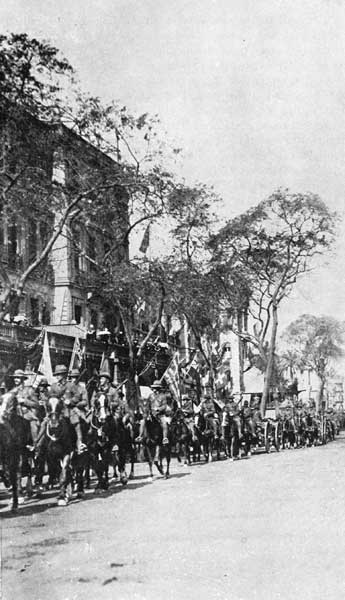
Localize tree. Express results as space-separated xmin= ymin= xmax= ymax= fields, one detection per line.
xmin=0 ymin=33 xmax=208 ymax=328
xmin=210 ymin=189 xmax=337 ymax=415
xmin=282 ymin=314 xmax=345 ymax=408
xmin=94 ymin=180 xmax=219 ymax=406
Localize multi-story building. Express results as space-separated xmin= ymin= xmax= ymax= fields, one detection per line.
xmin=0 ymin=106 xmax=129 ymax=377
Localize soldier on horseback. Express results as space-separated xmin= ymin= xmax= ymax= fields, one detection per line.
xmin=200 ymin=391 xmax=220 ymax=439
xmin=136 ymin=380 xmax=170 ymax=445
xmin=241 ymin=399 xmax=256 ymax=437
xmin=49 ymin=364 xmax=87 ymax=454
xmin=6 ymin=369 xmax=40 ymax=449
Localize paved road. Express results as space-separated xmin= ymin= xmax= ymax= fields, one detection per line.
xmin=1 ymin=435 xmax=345 ymax=600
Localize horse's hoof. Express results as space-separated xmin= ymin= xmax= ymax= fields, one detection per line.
xmin=76 ymin=491 xmax=85 ymax=499
xmin=120 ymin=476 xmax=128 ymax=486
xmin=18 ymin=496 xmax=25 ymax=505
xmin=11 ymin=505 xmax=18 ymax=514
xmin=128 ymin=473 xmax=134 ymax=480
xmin=148 ymin=476 xmax=154 ymax=482
xmin=247 ymin=452 xmax=252 ymax=457
xmin=57 ymin=498 xmax=68 ymax=506
xmin=165 ymin=473 xmax=170 ymax=479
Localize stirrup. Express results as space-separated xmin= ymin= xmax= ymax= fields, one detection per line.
xmin=135 ymin=436 xmax=143 ymax=443
xmin=162 ymin=437 xmax=169 ymax=445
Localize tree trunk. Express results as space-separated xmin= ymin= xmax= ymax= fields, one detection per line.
xmin=260 ymin=303 xmax=278 ymax=417
xmin=126 ymin=356 xmax=139 ymax=410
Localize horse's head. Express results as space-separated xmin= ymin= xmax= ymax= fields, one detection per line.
xmin=93 ymin=393 xmax=111 ymax=423
xmin=47 ymin=396 xmax=64 ymax=427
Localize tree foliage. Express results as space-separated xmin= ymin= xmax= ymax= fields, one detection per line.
xmin=210 ymin=189 xmax=337 ymax=412
xmin=282 ymin=314 xmax=345 ymax=383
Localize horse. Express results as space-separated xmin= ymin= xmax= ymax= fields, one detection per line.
xmin=110 ymin=412 xmax=136 ymax=485
xmin=43 ymin=396 xmax=76 ymax=506
xmin=195 ymin=412 xmax=220 ymax=462
xmin=303 ymin=414 xmax=319 ymax=447
xmin=240 ymin=415 xmax=253 ymax=458
xmin=294 ymin=412 xmax=306 ymax=448
xmin=140 ymin=413 xmax=172 ymax=479
xmin=281 ymin=417 xmax=296 ymax=449
xmin=171 ymin=409 xmax=193 ymax=466
xmin=0 ymin=392 xmax=34 ymax=512
xmin=88 ymin=392 xmax=117 ymax=492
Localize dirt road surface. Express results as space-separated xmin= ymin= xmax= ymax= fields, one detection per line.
xmin=2 ymin=435 xmax=345 ymax=600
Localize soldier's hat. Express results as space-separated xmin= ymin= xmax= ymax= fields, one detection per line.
xmin=11 ymin=369 xmax=28 ymax=379
xmin=0 ymin=381 xmax=6 ymax=390
xmin=69 ymin=368 xmax=80 ymax=378
xmin=54 ymin=364 xmax=68 ymax=376
xmin=38 ymin=377 xmax=49 ymax=387
xmin=99 ymin=357 xmax=111 ymax=379
xmin=181 ymin=393 xmax=189 ymax=400
xmin=151 ymin=380 xmax=163 ymax=389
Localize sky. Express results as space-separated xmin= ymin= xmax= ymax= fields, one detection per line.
xmin=1 ymin=0 xmax=345 ymax=331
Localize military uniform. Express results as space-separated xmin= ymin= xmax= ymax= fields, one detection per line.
xmin=137 ymin=381 xmax=170 ymax=444
xmin=241 ymin=401 xmax=256 ymax=436
xmin=181 ymin=394 xmax=194 ymax=417
xmin=9 ymin=371 xmax=39 ymax=446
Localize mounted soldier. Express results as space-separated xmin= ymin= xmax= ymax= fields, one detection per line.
xmin=49 ymin=364 xmax=87 ymax=454
xmin=241 ymin=399 xmax=256 ymax=437
xmin=137 ymin=380 xmax=170 ymax=445
xmin=200 ymin=390 xmax=220 ymax=439
xmin=5 ymin=369 xmax=40 ymax=449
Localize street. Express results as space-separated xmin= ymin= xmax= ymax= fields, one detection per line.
xmin=1 ymin=436 xmax=345 ymax=600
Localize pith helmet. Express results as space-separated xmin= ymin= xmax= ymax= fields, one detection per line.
xmin=69 ymin=368 xmax=80 ymax=378
xmin=151 ymin=380 xmax=163 ymax=389
xmin=99 ymin=358 xmax=111 ymax=379
xmin=11 ymin=369 xmax=28 ymax=379
xmin=54 ymin=364 xmax=68 ymax=376
xmin=99 ymin=370 xmax=111 ymax=379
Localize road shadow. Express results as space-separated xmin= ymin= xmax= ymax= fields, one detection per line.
xmin=0 ymin=469 xmax=174 ymax=518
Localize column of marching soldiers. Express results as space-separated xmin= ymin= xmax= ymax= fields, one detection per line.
xmin=0 ymin=361 xmax=341 ymax=510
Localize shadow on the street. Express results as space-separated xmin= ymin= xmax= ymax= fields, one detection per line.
xmin=0 ymin=469 xmax=192 ymax=518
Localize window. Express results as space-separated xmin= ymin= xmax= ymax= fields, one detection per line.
xmin=30 ymin=298 xmax=39 ymax=326
xmin=73 ymin=301 xmax=83 ymax=325
xmin=42 ymin=302 xmax=50 ymax=325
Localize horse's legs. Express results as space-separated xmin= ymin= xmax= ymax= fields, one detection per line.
xmin=57 ymin=455 xmax=72 ymax=506
xmin=117 ymin=447 xmax=128 ymax=485
xmin=164 ymin=450 xmax=171 ymax=479
xmin=145 ymin=446 xmax=154 ymax=479
xmin=128 ymin=443 xmax=136 ymax=480
xmin=9 ymin=453 xmax=21 ymax=512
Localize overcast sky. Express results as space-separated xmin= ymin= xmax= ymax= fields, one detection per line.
xmin=2 ymin=0 xmax=345 ymax=330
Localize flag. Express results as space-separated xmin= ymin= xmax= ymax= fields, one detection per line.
xmin=185 ymin=351 xmax=202 ymax=378
xmin=37 ymin=330 xmax=53 ymax=384
xmin=69 ymin=337 xmax=84 ymax=372
xmin=162 ymin=351 xmax=181 ymax=405
xmin=139 ymin=224 xmax=150 ymax=254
